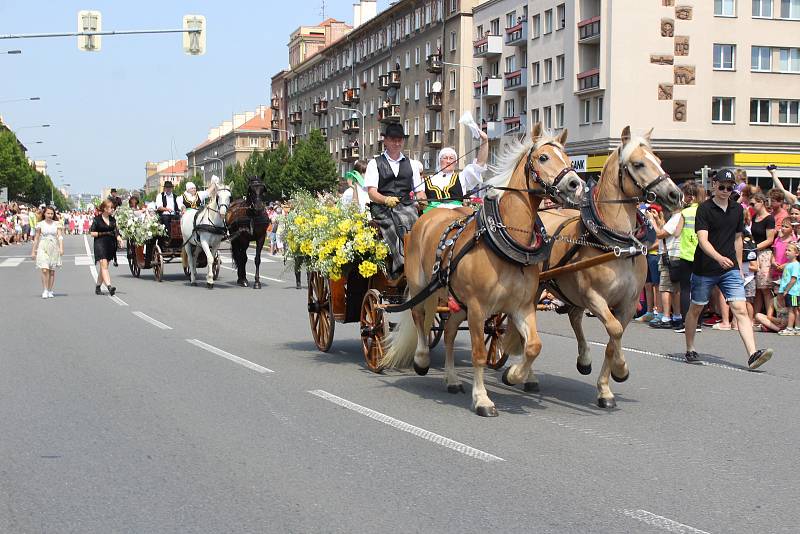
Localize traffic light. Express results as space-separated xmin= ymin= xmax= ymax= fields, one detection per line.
xmin=77 ymin=10 xmax=102 ymax=52
xmin=183 ymin=15 xmax=206 ymax=56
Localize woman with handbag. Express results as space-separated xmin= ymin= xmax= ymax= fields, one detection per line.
xmin=646 ymin=205 xmax=684 ymax=329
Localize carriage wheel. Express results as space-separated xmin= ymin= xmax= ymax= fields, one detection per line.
xmin=212 ymin=252 xmax=221 ymax=281
xmin=153 ymin=246 xmax=164 ymax=283
xmin=428 ymin=311 xmax=447 ymax=349
xmin=484 ymin=314 xmax=509 ymax=370
xmin=127 ymin=243 xmax=141 ymax=278
xmin=361 ymin=289 xmax=387 ymax=373
xmin=307 ymin=272 xmax=334 ymax=352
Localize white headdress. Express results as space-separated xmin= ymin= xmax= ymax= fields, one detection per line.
xmin=437 ymin=147 xmax=458 ymax=172
xmin=185 ymin=182 xmax=197 ymax=191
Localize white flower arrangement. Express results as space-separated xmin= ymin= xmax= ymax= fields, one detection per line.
xmin=116 ymin=206 xmax=166 ymax=245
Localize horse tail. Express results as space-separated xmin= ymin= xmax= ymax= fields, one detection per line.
xmin=380 ymin=309 xmax=417 ymax=369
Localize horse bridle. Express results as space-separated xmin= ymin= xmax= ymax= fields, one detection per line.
xmin=522 ymin=143 xmax=576 ymax=201
xmin=203 ymin=186 xmax=232 ymax=217
xmin=616 ymin=147 xmax=671 ymax=204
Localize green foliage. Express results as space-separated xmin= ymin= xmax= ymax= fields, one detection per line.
xmin=0 ymin=129 xmax=69 ymax=210
xmin=281 ymin=129 xmax=338 ymax=196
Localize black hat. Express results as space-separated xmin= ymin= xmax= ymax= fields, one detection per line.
xmin=715 ymin=168 xmax=736 ymax=183
xmin=383 ymin=123 xmax=406 ymax=139
xmin=110 ymin=188 xmax=117 ymax=193
xmin=163 ymin=180 xmax=174 ymax=188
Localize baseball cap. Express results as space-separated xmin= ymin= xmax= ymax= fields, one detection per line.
xmin=715 ymin=168 xmax=736 ymax=183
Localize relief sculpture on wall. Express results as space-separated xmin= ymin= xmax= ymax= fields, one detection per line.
xmin=662 ymin=0 xmax=675 ymax=6
xmin=661 ymin=18 xmax=674 ymax=37
xmin=674 ymin=36 xmax=690 ymax=56
xmin=651 ymin=55 xmax=674 ymax=65
xmin=676 ymin=6 xmax=693 ymax=20
xmin=673 ymin=100 xmax=687 ymax=122
xmin=674 ymin=65 xmax=695 ymax=85
xmin=658 ymin=83 xmax=674 ymax=100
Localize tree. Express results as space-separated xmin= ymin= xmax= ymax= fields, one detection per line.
xmin=0 ymin=129 xmax=34 ymax=200
xmin=281 ymin=129 xmax=338 ymax=196
xmin=263 ymin=143 xmax=290 ymax=200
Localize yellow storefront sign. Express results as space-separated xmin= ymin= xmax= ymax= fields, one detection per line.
xmin=733 ymin=153 xmax=800 ymax=167
xmin=587 ymin=154 xmax=609 ymax=173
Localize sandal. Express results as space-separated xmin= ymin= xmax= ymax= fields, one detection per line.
xmin=711 ymin=323 xmax=731 ymax=330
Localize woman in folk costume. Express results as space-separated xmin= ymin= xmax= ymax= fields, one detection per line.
xmin=341 ymin=160 xmax=369 ymax=213
xmin=181 ymin=175 xmax=219 ymax=211
xmin=422 ymin=129 xmax=489 ymax=212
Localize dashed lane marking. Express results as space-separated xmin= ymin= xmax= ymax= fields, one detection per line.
xmin=186 ymin=338 xmax=273 ymax=374
xmin=0 ymin=258 xmax=26 ymax=267
xmin=308 ymin=389 xmax=504 ymax=463
xmin=109 ymin=295 xmax=128 ymax=306
xmin=219 ymin=264 xmax=284 ymax=283
xmin=616 ymin=509 xmax=712 ymax=534
xmin=132 ymin=311 xmax=171 ymax=330
xmin=82 ymin=235 xmax=98 ymax=281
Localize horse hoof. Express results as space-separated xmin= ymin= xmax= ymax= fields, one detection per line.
xmin=447 ymin=384 xmax=465 ymax=394
xmin=501 ymin=367 xmax=514 ymax=387
xmin=475 ymin=405 xmax=499 ymax=417
xmin=413 ymin=362 xmax=429 ymax=376
xmin=523 ymin=381 xmax=540 ymax=393
xmin=253 ymin=282 xmax=261 ymax=289
xmin=611 ymin=370 xmax=629 ymax=383
xmin=597 ymin=397 xmax=617 ymax=409
xmin=238 ymin=280 xmax=248 ymax=287
xmin=206 ymin=283 xmax=213 ymax=290
xmin=577 ymin=362 xmax=592 ymax=375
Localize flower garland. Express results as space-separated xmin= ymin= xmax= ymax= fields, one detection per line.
xmin=116 ymin=206 xmax=166 ymax=245
xmin=283 ymin=191 xmax=388 ymax=280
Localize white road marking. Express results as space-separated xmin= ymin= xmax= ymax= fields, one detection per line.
xmin=109 ymin=295 xmax=128 ymax=306
xmin=186 ymin=338 xmax=273 ymax=374
xmin=220 ymin=264 xmax=284 ymax=283
xmin=74 ymin=256 xmax=93 ymax=266
xmin=308 ymin=389 xmax=504 ymax=463
xmin=617 ymin=509 xmax=711 ymax=534
xmin=82 ymin=235 xmax=98 ymax=280
xmin=132 ymin=311 xmax=171 ymax=329
xmin=0 ymin=258 xmax=26 ymax=267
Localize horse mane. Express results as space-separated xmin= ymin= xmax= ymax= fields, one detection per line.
xmin=484 ymin=129 xmax=564 ymax=198
xmin=619 ymin=135 xmax=651 ymax=165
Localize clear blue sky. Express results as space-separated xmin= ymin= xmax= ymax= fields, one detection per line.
xmin=1 ymin=0 xmax=389 ymax=195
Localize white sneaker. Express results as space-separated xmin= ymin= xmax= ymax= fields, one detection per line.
xmin=47 ymin=291 xmax=54 ymax=298
xmin=41 ymin=290 xmax=48 ymax=299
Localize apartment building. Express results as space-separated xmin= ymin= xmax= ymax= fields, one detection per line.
xmin=185 ymin=106 xmax=274 ymax=186
xmin=289 ymin=18 xmax=353 ymax=70
xmin=474 ymin=0 xmax=800 ymax=184
xmin=144 ymin=160 xmax=188 ymax=194
xmin=277 ymin=0 xmax=482 ymax=176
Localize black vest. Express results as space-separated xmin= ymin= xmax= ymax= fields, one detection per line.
xmin=424 ymin=172 xmax=463 ymax=200
xmin=161 ymin=192 xmax=180 ymax=214
xmin=375 ymin=154 xmax=413 ymax=199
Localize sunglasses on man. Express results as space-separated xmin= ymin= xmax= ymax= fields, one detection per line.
xmin=717 ymin=184 xmax=735 ymax=192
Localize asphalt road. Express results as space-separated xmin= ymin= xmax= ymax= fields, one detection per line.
xmin=1 ymin=235 xmax=798 ymax=533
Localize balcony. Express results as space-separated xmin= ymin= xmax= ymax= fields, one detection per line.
xmin=378 ymin=104 xmax=401 ymax=123
xmin=426 ymin=53 xmax=442 ymax=73
xmin=270 ymin=118 xmax=280 ymax=129
xmin=504 ymin=68 xmax=527 ymax=92
xmin=320 ymin=127 xmax=328 ymax=140
xmin=578 ymin=16 xmax=601 ymax=43
xmin=289 ymin=111 xmax=302 ymax=125
xmin=313 ymin=101 xmax=322 ymax=116
xmin=482 ymin=120 xmax=503 ymax=140
xmin=378 ymin=74 xmax=390 ymax=91
xmin=341 ymin=145 xmax=360 ymax=163
xmin=503 ymin=113 xmax=527 ymax=135
xmin=505 ymin=20 xmax=527 ymax=47
xmin=319 ymin=99 xmax=328 ymax=114
xmin=389 ymin=70 xmax=401 ymax=87
xmin=425 ymin=129 xmax=443 ymax=147
xmin=290 ymin=135 xmax=299 ymax=147
xmin=270 ymin=96 xmax=280 ymax=110
xmin=473 ymin=77 xmax=504 ymax=99
xmin=426 ymin=91 xmax=442 ymax=111
xmin=375 ymin=139 xmax=384 ymax=154
xmin=342 ymin=117 xmax=360 ymax=134
xmin=576 ymin=68 xmax=601 ymax=93
xmin=473 ymin=34 xmax=503 ymax=58
xmin=341 ymin=87 xmax=360 ymax=105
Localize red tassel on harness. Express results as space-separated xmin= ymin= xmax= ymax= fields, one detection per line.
xmin=448 ymin=296 xmax=461 ymax=313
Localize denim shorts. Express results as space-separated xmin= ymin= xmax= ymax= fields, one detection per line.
xmin=646 ymin=254 xmax=660 ymax=284
xmin=690 ymin=270 xmax=747 ymax=305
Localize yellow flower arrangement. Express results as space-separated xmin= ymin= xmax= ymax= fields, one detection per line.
xmin=358 ymin=260 xmax=378 ymax=278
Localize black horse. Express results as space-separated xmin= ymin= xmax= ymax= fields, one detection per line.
xmin=226 ymin=177 xmax=269 ymax=288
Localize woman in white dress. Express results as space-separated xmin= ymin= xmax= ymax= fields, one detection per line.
xmin=30 ymin=206 xmax=64 ymax=298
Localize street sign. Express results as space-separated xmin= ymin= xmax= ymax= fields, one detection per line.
xmin=182 ymin=15 xmax=206 ymax=56
xmin=0 ymin=187 xmax=8 ymax=203
xmin=77 ymin=10 xmax=102 ymax=51
xmin=571 ymin=155 xmax=588 ymax=172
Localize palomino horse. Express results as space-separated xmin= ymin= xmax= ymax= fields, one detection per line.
xmin=525 ymin=126 xmax=683 ymax=408
xmin=181 ymin=181 xmax=232 ymax=289
xmin=226 ymin=178 xmax=269 ymax=288
xmin=380 ymin=123 xmax=586 ymax=417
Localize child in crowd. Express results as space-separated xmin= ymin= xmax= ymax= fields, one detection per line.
xmin=772 ymin=218 xmax=797 ymax=281
xmin=777 ymin=242 xmax=800 ymax=335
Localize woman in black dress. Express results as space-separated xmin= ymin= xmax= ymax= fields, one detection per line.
xmin=90 ymin=200 xmax=124 ymax=295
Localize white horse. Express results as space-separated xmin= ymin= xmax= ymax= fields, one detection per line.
xmin=181 ymin=181 xmax=231 ymax=288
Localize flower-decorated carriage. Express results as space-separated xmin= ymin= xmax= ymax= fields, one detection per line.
xmin=285 ymin=192 xmax=509 ymax=372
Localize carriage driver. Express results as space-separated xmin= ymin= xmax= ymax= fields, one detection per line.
xmin=365 ymin=122 xmax=426 ymax=278
xmin=423 ymin=129 xmax=490 ymax=212
xmin=145 ymin=180 xmax=182 ymax=267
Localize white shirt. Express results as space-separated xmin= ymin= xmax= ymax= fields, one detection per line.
xmin=364 ymin=151 xmax=423 ymax=194
xmin=36 ymin=220 xmax=59 ymax=237
xmin=427 ymin=161 xmax=487 ymax=198
xmin=658 ymin=212 xmax=682 ymax=257
xmin=158 ymin=192 xmax=180 ymax=213
xmin=341 ymin=184 xmax=369 ymax=212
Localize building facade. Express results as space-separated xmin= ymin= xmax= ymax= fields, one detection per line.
xmin=288 ymin=18 xmax=354 ymax=70
xmin=144 ymin=160 xmax=188 ymax=194
xmin=474 ymin=0 xmax=800 ymax=183
xmin=278 ymin=0 xmax=483 ymax=176
xmin=185 ymin=106 xmax=274 ymax=186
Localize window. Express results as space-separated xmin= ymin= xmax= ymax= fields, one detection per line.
xmin=449 ymin=70 xmax=456 ymax=90
xmin=779 ymin=47 xmax=800 ymax=72
xmin=555 ymin=104 xmax=564 ymax=128
xmin=250 ymin=137 xmax=260 ymax=148
xmin=713 ymin=44 xmax=736 ymax=70
xmin=415 ymin=47 xmax=421 ymax=64
xmin=405 ymin=86 xmax=410 ymax=100
xmin=544 ymin=9 xmax=553 ymax=33
xmin=414 ymin=81 xmax=420 ymax=100
xmin=504 ymin=99 xmax=515 ymax=118
xmin=580 ymin=99 xmax=591 ymax=124
xmin=476 ymin=24 xmax=483 ymax=37
xmin=450 ymin=0 xmax=457 ymax=14
xmin=531 ymin=108 xmax=540 ymax=124
xmin=531 ymin=61 xmax=540 ymax=84
xmin=750 ymin=99 xmax=771 ymax=123
xmin=543 ymin=106 xmax=552 ymax=128
xmin=712 ymin=97 xmax=735 ymax=122
xmin=424 ymin=79 xmax=431 ymax=97
xmin=450 ymin=31 xmax=457 ymax=51
xmin=405 ymin=51 xmax=411 ymax=69
xmin=752 ymin=46 xmax=772 ymax=71
xmin=531 ymin=14 xmax=541 ymax=39
xmin=557 ymin=4 xmax=566 ymax=30
xmin=449 ymin=110 xmax=456 ymax=129
xmin=778 ymin=100 xmax=800 ymax=124
xmin=781 ymin=0 xmax=800 ymax=18
xmin=490 ymin=18 xmax=500 ymax=34
xmin=595 ymin=96 xmax=604 ymax=122
xmin=544 ymin=58 xmax=553 ymax=82
xmin=752 ymin=0 xmax=773 ymax=17
xmin=556 ymin=54 xmax=565 ymax=79
xmin=506 ymin=12 xmax=516 ymax=28
xmin=505 ymin=55 xmax=516 ymax=73
xmin=715 ymin=0 xmax=736 ymax=16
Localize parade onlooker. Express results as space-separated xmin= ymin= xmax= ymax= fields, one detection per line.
xmin=647 ymin=205 xmax=683 ymax=328
xmin=674 ymin=181 xmax=703 ymax=333
xmin=777 ymin=242 xmax=800 ymax=335
xmin=769 ymin=166 xmax=798 ymax=206
xmin=772 ymin=218 xmax=797 ymax=278
xmin=750 ymin=192 xmax=776 ymax=319
xmin=769 ymin=188 xmax=789 ymax=230
xmin=341 ymin=160 xmax=370 ymax=213
xmin=636 ymin=204 xmax=663 ymax=323
xmin=683 ymin=169 xmax=773 ymax=369
xmin=30 ymin=206 xmax=63 ymax=299
xmin=90 ymin=200 xmax=124 ymax=296
xmin=789 ymin=204 xmax=800 ymax=235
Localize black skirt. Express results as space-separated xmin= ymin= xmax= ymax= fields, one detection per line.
xmin=90 ymin=215 xmax=117 ymax=263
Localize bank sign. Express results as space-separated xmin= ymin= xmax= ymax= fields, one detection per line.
xmin=571 ymin=155 xmax=588 ymax=172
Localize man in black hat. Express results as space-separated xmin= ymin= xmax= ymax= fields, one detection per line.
xmin=147 ymin=181 xmax=181 ymax=266
xmin=683 ymin=168 xmax=774 ymax=369
xmin=107 ymin=188 xmax=122 ymax=209
xmin=364 ymin=122 xmax=426 ymax=278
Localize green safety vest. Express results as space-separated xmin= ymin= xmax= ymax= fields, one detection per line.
xmin=678 ymin=203 xmax=698 ymax=261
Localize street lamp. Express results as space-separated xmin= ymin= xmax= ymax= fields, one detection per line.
xmin=0 ymin=96 xmax=41 ymax=104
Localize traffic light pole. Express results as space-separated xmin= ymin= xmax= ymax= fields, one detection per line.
xmin=0 ymin=29 xmax=192 ymax=40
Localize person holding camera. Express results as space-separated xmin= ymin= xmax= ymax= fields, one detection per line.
xmin=647 ymin=204 xmax=683 ymax=328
